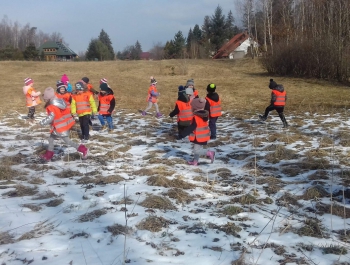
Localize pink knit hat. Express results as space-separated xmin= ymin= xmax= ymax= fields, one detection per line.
xmin=61 ymin=74 xmax=69 ymax=84
xmin=24 ymin=77 xmax=33 ymax=86
xmin=100 ymin=78 xmax=108 ymax=84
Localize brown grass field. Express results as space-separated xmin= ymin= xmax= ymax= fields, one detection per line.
xmin=0 ymin=58 xmax=349 ymax=118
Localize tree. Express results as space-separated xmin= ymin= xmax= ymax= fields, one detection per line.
xmin=225 ymin=10 xmax=238 ymax=39
xmin=149 ymin=42 xmax=164 ymax=60
xmin=210 ymin=5 xmax=227 ymax=53
xmin=132 ymin=40 xmax=142 ymax=60
xmin=186 ymin=28 xmax=193 ymax=54
xmin=98 ymin=29 xmax=114 ymax=60
xmin=86 ymin=38 xmax=109 ymax=61
xmin=173 ymin=31 xmax=186 ymax=58
xmin=23 ymin=43 xmax=38 ymax=60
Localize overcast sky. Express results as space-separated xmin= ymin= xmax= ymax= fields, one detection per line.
xmin=1 ymin=0 xmax=239 ymax=53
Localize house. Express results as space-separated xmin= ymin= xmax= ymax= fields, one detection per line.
xmin=140 ymin=52 xmax=153 ymax=60
xmin=212 ymin=32 xmax=259 ymax=59
xmin=38 ymin=41 xmax=77 ymax=61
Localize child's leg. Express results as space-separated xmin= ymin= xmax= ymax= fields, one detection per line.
xmin=264 ymin=105 xmax=275 ymax=118
xmin=79 ymin=115 xmax=90 ymax=140
xmin=28 ymin=107 xmax=35 ymax=119
xmin=106 ymin=115 xmax=113 ymax=129
xmin=193 ymin=144 xmax=206 ymax=162
xmin=209 ymin=117 xmax=218 ymax=139
xmin=98 ymin=114 xmax=105 ymax=126
xmin=144 ymin=102 xmax=153 ymax=112
xmin=48 ymin=135 xmax=55 ymax=151
xmin=154 ymin=103 xmax=160 ymax=113
xmin=61 ymin=136 xmax=79 ymax=149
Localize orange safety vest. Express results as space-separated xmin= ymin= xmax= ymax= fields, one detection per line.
xmin=72 ymin=93 xmax=92 ymax=114
xmin=98 ymin=94 xmax=114 ymax=115
xmin=46 ymin=104 xmax=75 ymax=133
xmin=205 ymin=97 xmax=222 ymax=118
xmin=56 ymin=93 xmax=71 ymax=108
xmin=193 ymin=89 xmax=199 ymax=97
xmin=189 ymin=116 xmax=210 ymax=143
xmin=25 ymin=87 xmax=41 ymax=107
xmin=272 ymin=90 xmax=286 ymax=106
xmin=147 ymin=85 xmax=158 ymax=103
xmin=176 ymin=101 xmax=193 ymax=122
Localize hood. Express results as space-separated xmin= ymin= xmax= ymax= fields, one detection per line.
xmin=100 ymin=88 xmax=114 ymax=96
xmin=274 ymin=85 xmax=285 ymax=92
xmin=178 ymin=90 xmax=189 ymax=102
xmin=206 ymin=92 xmax=219 ymax=102
xmin=50 ymin=98 xmax=67 ymax=110
xmin=193 ymin=109 xmax=208 ymax=118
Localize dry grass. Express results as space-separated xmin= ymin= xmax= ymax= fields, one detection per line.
xmin=296 ymin=218 xmax=326 ymax=238
xmin=139 ymin=195 xmax=176 ymax=211
xmin=2 ymin=184 xmax=38 ymax=197
xmin=21 ymin=203 xmax=42 ymax=212
xmin=54 ymin=169 xmax=81 ymax=178
xmin=107 ymin=223 xmax=133 ymax=236
xmin=0 ymin=231 xmax=15 ymax=245
xmin=136 ymin=216 xmax=170 ymax=232
xmin=300 ymin=185 xmax=328 ymax=200
xmin=32 ymin=190 xmax=57 ymax=200
xmin=265 ymin=145 xmax=298 ymax=164
xmin=315 ymin=202 xmax=350 ymax=219
xmin=147 ymin=175 xmax=195 ymax=189
xmin=0 ymin=59 xmax=348 ymax=121
xmin=78 ymin=208 xmax=108 ymax=222
xmin=17 ymin=220 xmax=55 ymax=241
xmin=163 ymin=188 xmax=194 ymax=204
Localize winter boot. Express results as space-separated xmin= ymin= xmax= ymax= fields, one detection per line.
xmin=188 ymin=160 xmax=198 ymax=166
xmin=100 ymin=124 xmax=107 ymax=131
xmin=259 ymin=114 xmax=267 ymax=121
xmin=141 ymin=111 xmax=146 ymax=116
xmin=77 ymin=144 xmax=88 ymax=160
xmin=206 ymin=150 xmax=216 ymax=163
xmin=40 ymin=150 xmax=54 ymax=161
xmin=279 ymin=113 xmax=289 ymax=128
xmin=156 ymin=112 xmax=162 ymax=118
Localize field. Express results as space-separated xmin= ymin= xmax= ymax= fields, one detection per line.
xmin=0 ymin=59 xmax=349 ymax=265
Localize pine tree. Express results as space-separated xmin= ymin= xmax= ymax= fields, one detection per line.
xmin=210 ymin=5 xmax=226 ymax=53
xmin=86 ymin=38 xmax=109 ymax=61
xmin=98 ymin=29 xmax=114 ymax=60
xmin=173 ymin=31 xmax=186 ymax=58
xmin=225 ymin=10 xmax=238 ymax=40
xmin=186 ymin=28 xmax=193 ymax=54
xmin=133 ymin=40 xmax=142 ymax=60
xmin=23 ymin=43 xmax=38 ymax=60
xmin=192 ymin=24 xmax=202 ymax=43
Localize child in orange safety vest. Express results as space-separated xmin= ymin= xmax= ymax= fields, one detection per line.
xmin=205 ymin=83 xmax=222 ymax=140
xmin=178 ymin=98 xmax=215 ymax=166
xmin=23 ymin=77 xmax=41 ymax=121
xmin=71 ymin=81 xmax=97 ymax=142
xmin=97 ymin=83 xmax=115 ymax=132
xmin=39 ymin=87 xmax=88 ymax=161
xmin=55 ymin=81 xmax=72 ymax=109
xmin=259 ymin=79 xmax=288 ymax=128
xmin=169 ymin=85 xmax=193 ymax=140
xmin=142 ymin=76 xmax=162 ymax=118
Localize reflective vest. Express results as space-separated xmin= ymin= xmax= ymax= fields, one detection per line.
xmin=98 ymin=94 xmax=114 ymax=115
xmin=147 ymin=85 xmax=158 ymax=103
xmin=205 ymin=97 xmax=222 ymax=117
xmin=176 ymin=101 xmax=193 ymax=122
xmin=193 ymin=89 xmax=199 ymax=97
xmin=56 ymin=93 xmax=71 ymax=108
xmin=72 ymin=93 xmax=92 ymax=114
xmin=272 ymin=90 xmax=286 ymax=106
xmin=25 ymin=87 xmax=41 ymax=107
xmin=189 ymin=116 xmax=210 ymax=143
xmin=46 ymin=104 xmax=75 ymax=133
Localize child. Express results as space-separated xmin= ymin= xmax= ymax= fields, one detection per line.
xmin=61 ymin=74 xmax=73 ymax=93
xmin=259 ymin=79 xmax=288 ymax=128
xmin=23 ymin=77 xmax=41 ymax=120
xmin=71 ymin=81 xmax=97 ymax=142
xmin=205 ymin=83 xmax=222 ymax=139
xmin=179 ymin=98 xmax=215 ymax=166
xmin=100 ymin=78 xmax=108 ymax=85
xmin=81 ymin=77 xmax=99 ymax=95
xmin=55 ymin=81 xmax=72 ymax=108
xmin=39 ymin=87 xmax=88 ymax=161
xmin=98 ymin=82 xmax=115 ymax=132
xmin=169 ymin=85 xmax=193 ymax=139
xmin=142 ymin=76 xmax=162 ymax=118
xmin=185 ymin=79 xmax=199 ymax=99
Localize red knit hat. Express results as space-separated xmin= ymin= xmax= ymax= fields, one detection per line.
xmin=100 ymin=78 xmax=108 ymax=84
xmin=24 ymin=77 xmax=33 ymax=86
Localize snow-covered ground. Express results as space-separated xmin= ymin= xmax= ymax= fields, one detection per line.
xmin=0 ymin=110 xmax=349 ymax=265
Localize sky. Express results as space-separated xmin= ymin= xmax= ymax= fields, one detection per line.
xmin=1 ymin=0 xmax=239 ymax=53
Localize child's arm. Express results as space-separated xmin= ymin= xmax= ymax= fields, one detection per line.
xmin=179 ymin=119 xmax=196 ymax=138
xmin=150 ymin=90 xmax=159 ymax=97
xmin=30 ymin=88 xmax=41 ymax=97
xmin=89 ymin=94 xmax=97 ymax=114
xmin=40 ymin=111 xmax=54 ymax=126
xmin=71 ymin=98 xmax=77 ymax=115
xmin=108 ymin=98 xmax=116 ymax=113
xmin=169 ymin=104 xmax=179 ymax=117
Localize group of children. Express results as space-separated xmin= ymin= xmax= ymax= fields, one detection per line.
xmin=22 ymin=75 xmax=116 ymax=161
xmin=22 ymin=75 xmax=287 ymax=165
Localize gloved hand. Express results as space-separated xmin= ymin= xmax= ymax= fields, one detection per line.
xmin=72 ymin=114 xmax=79 ymax=121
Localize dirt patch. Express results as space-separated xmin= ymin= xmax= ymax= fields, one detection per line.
xmin=139 ymin=195 xmax=176 ymax=211
xmin=163 ymin=188 xmax=194 ymax=204
xmin=136 ymin=216 xmax=171 ymax=232
xmin=2 ymin=184 xmax=38 ymax=197
xmin=54 ymin=169 xmax=81 ymax=178
xmin=107 ymin=223 xmax=133 ymax=236
xmin=78 ymin=208 xmax=108 ymax=222
xmin=147 ymin=175 xmax=195 ymax=189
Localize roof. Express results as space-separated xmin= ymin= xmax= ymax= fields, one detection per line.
xmin=212 ymin=32 xmax=249 ymax=59
xmin=38 ymin=41 xmax=77 ymax=56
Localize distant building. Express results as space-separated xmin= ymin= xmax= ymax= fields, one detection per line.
xmin=212 ymin=32 xmax=259 ymax=59
xmin=140 ymin=52 xmax=153 ymax=60
xmin=38 ymin=41 xmax=77 ymax=61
